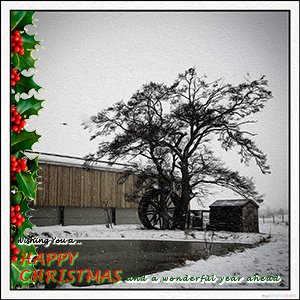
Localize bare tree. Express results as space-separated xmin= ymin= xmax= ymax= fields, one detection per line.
xmin=83 ymin=68 xmax=272 ymax=229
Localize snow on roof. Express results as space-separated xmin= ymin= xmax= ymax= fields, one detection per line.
xmin=25 ymin=151 xmax=131 ymax=173
xmin=209 ymin=199 xmax=259 ymax=208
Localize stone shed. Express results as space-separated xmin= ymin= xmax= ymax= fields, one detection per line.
xmin=207 ymin=199 xmax=259 ymax=233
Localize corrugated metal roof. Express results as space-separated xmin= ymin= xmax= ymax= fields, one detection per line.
xmin=209 ymin=199 xmax=259 ymax=208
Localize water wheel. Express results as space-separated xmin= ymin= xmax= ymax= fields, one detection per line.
xmin=138 ymin=188 xmax=180 ymax=229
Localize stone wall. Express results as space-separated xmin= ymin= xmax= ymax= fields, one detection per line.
xmin=29 ymin=206 xmax=141 ymax=227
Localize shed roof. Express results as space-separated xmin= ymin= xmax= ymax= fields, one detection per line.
xmin=209 ymin=199 xmax=259 ymax=208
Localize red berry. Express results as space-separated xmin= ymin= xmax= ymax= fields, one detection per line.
xmin=20 ymin=120 xmax=26 ymax=127
xmin=13 ymin=111 xmax=18 ymax=116
xmin=11 ymin=217 xmax=17 ymax=223
xmin=11 ymin=243 xmax=16 ymax=249
xmin=15 ymin=205 xmax=21 ymax=211
xmin=12 ymin=176 xmax=16 ymax=181
xmin=11 ymin=206 xmax=15 ymax=212
xmin=11 ymin=256 xmax=18 ymax=262
xmin=18 ymin=40 xmax=23 ymax=46
xmin=16 ymin=221 xmax=22 ymax=227
xmin=11 ymin=80 xmax=16 ymax=86
xmin=13 ymin=248 xmax=20 ymax=255
xmin=15 ymin=212 xmax=22 ymax=219
xmin=14 ymin=46 xmax=20 ymax=53
xmin=13 ymin=69 xmax=18 ymax=74
xmin=12 ymin=126 xmax=18 ymax=132
xmin=19 ymin=48 xmax=24 ymax=55
xmin=11 ymin=106 xmax=16 ymax=112
xmin=15 ymin=75 xmax=20 ymax=81
xmin=11 ymin=237 xmax=13 ymax=242
xmin=11 ymin=211 xmax=15 ymax=217
xmin=16 ymin=115 xmax=22 ymax=121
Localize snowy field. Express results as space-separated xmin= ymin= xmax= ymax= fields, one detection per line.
xmin=32 ymin=220 xmax=289 ymax=290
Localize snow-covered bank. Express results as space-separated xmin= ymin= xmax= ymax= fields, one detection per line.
xmin=33 ymin=223 xmax=270 ymax=245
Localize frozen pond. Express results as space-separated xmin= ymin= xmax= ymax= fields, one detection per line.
xmin=37 ymin=239 xmax=253 ymax=288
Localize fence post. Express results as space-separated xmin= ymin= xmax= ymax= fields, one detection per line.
xmin=273 ymin=214 xmax=275 ymax=223
xmin=263 ymin=215 xmax=265 ymax=224
xmin=282 ymin=214 xmax=284 ymax=223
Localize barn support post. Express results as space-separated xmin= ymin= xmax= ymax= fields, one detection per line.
xmin=112 ymin=208 xmax=116 ymax=225
xmin=59 ymin=206 xmax=65 ymax=226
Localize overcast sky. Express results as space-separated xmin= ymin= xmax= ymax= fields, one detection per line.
xmin=27 ymin=11 xmax=289 ymax=210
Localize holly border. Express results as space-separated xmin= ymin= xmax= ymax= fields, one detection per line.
xmin=10 ymin=11 xmax=43 ymax=289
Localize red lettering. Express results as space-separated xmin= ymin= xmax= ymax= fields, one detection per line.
xmin=45 ymin=270 xmax=57 ymax=284
xmin=31 ymin=269 xmax=44 ymax=283
xmin=20 ymin=270 xmax=31 ymax=283
xmin=100 ymin=270 xmax=111 ymax=283
xmin=58 ymin=268 xmax=67 ymax=283
xmin=112 ymin=269 xmax=123 ymax=283
xmin=86 ymin=269 xmax=100 ymax=283
xmin=66 ymin=269 xmax=75 ymax=283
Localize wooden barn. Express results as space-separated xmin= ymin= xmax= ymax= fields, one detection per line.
xmin=207 ymin=199 xmax=259 ymax=233
xmin=29 ymin=154 xmax=141 ymax=227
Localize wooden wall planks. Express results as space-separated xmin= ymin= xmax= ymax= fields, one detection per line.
xmin=35 ymin=162 xmax=139 ymax=208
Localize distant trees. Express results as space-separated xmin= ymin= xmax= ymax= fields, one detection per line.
xmin=83 ymin=68 xmax=272 ymax=229
xmin=277 ymin=208 xmax=286 ymax=215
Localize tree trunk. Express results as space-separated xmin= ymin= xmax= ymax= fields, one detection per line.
xmin=175 ymin=163 xmax=192 ymax=229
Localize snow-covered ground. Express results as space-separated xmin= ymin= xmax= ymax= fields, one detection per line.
xmin=32 ymin=220 xmax=289 ymax=289
xmin=33 ymin=223 xmax=270 ymax=245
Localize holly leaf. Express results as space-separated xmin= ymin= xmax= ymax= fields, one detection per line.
xmin=11 ymin=191 xmax=24 ymax=205
xmin=14 ymin=75 xmax=41 ymax=95
xmin=11 ymin=255 xmax=36 ymax=288
xmin=11 ymin=50 xmax=37 ymax=72
xmin=27 ymin=156 xmax=39 ymax=180
xmin=12 ymin=11 xmax=35 ymax=31
xmin=11 ymin=150 xmax=25 ymax=159
xmin=16 ymin=97 xmax=44 ymax=118
xmin=11 ymin=130 xmax=40 ymax=152
xmin=16 ymin=243 xmax=37 ymax=258
xmin=16 ymin=171 xmax=37 ymax=199
xmin=21 ymin=31 xmax=41 ymax=50
xmin=19 ymin=215 xmax=35 ymax=234
xmin=11 ymin=11 xmax=27 ymax=31
xmin=11 ymin=93 xmax=17 ymax=106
